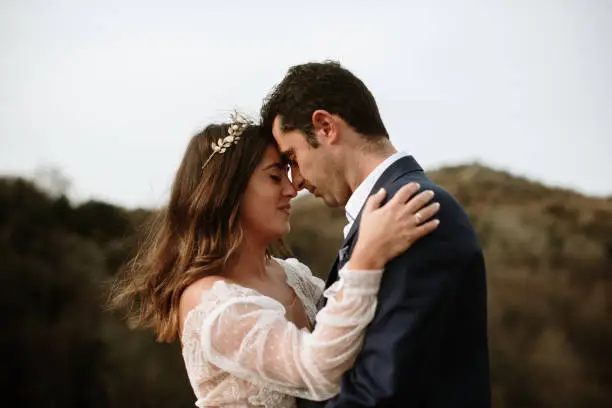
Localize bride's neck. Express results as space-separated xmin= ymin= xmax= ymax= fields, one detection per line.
xmin=224 ymin=235 xmax=269 ymax=282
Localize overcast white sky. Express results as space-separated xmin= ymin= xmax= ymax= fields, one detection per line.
xmin=1 ymin=0 xmax=611 ymax=208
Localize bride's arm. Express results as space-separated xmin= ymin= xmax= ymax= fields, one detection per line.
xmin=194 ymin=183 xmax=440 ymax=400
xmin=199 ymin=266 xmax=383 ymax=401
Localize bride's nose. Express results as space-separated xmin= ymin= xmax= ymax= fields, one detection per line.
xmin=282 ymin=175 xmax=298 ymax=198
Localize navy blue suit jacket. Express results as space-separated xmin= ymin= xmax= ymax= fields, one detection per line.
xmin=298 ymin=156 xmax=491 ymax=408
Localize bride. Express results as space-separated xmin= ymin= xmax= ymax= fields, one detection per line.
xmin=110 ymin=114 xmax=439 ymax=407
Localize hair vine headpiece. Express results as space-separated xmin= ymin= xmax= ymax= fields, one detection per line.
xmin=201 ymin=112 xmax=252 ymax=170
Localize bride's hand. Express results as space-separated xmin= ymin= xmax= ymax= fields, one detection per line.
xmin=350 ymin=183 xmax=440 ymax=270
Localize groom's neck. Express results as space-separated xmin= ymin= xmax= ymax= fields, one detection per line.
xmin=346 ymin=141 xmax=397 ymax=193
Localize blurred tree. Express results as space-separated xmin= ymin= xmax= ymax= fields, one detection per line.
xmin=33 ymin=165 xmax=72 ymax=199
xmin=1 ymin=164 xmax=611 ymax=408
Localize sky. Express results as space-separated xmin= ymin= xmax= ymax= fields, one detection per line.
xmin=1 ymin=0 xmax=611 ymax=208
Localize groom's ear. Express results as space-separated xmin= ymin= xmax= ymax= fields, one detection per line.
xmin=312 ymin=110 xmax=339 ymax=146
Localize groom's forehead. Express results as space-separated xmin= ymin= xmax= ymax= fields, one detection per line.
xmin=271 ymin=115 xmax=285 ymax=134
xmin=272 ymin=115 xmax=298 ymax=138
xmin=272 ymin=137 xmax=288 ymax=154
xmin=271 ymin=130 xmax=294 ymax=154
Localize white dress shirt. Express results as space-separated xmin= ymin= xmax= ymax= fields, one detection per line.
xmin=343 ymin=151 xmax=410 ymax=238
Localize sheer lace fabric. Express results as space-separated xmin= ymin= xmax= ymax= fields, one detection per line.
xmin=181 ymin=258 xmax=382 ymax=407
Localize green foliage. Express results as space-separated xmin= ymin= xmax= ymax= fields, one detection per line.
xmin=1 ymin=178 xmax=191 ymax=407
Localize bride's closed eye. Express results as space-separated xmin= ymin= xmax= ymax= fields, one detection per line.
xmin=264 ymin=161 xmax=289 ymax=184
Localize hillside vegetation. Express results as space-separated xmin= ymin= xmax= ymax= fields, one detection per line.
xmin=2 ymin=164 xmax=610 ymax=407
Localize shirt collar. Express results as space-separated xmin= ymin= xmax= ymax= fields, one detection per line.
xmin=344 ymin=151 xmax=410 ymax=230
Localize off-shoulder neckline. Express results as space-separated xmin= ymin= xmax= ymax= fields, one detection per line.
xmin=180 ymin=257 xmax=303 ymax=343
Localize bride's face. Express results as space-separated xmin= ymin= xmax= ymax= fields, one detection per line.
xmin=240 ymin=145 xmax=297 ymax=242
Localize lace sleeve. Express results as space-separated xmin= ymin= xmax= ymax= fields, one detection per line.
xmin=282 ymin=257 xmax=325 ymax=307
xmin=198 ymin=266 xmax=382 ymax=401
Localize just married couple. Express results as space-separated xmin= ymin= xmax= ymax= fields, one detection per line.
xmin=112 ymin=61 xmax=491 ymax=407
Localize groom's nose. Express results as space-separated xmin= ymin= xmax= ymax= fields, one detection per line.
xmin=290 ymin=165 xmax=306 ymax=191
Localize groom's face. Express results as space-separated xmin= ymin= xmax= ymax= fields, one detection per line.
xmin=272 ymin=115 xmax=346 ymax=207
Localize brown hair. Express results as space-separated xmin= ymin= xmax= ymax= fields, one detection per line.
xmin=260 ymin=60 xmax=389 ymax=147
xmin=109 ymin=120 xmax=278 ymax=342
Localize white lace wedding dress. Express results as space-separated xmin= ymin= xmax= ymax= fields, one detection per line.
xmin=180 ymin=257 xmax=383 ymax=408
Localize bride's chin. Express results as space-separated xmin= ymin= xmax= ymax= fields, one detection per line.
xmin=262 ymin=224 xmax=290 ymax=243
xmin=277 ymin=224 xmax=291 ymax=238
xmin=276 ymin=223 xmax=291 ymax=239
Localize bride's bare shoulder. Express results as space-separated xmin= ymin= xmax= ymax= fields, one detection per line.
xmin=179 ymin=276 xmax=235 ymax=325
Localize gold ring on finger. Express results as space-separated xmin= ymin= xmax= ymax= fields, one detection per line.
xmin=415 ymin=212 xmax=422 ymax=225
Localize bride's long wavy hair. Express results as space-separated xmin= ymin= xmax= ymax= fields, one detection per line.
xmin=109 ymin=119 xmax=281 ymax=343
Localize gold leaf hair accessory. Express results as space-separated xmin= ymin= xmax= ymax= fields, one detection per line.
xmin=201 ymin=113 xmax=252 ymax=170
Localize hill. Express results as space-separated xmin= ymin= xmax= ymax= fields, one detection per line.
xmin=1 ymin=163 xmax=610 ymax=407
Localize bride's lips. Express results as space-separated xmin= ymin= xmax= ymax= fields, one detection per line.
xmin=278 ymin=204 xmax=291 ymax=215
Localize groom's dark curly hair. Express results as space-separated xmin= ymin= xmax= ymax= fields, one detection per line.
xmin=260 ymin=60 xmax=389 ymax=147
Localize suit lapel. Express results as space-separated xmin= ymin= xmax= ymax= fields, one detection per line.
xmin=324 ymin=156 xmax=424 ymax=289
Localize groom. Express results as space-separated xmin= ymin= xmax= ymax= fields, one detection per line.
xmin=261 ymin=61 xmax=491 ymax=407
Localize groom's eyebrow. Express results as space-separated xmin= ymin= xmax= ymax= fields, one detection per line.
xmin=281 ymin=149 xmax=296 ymax=165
